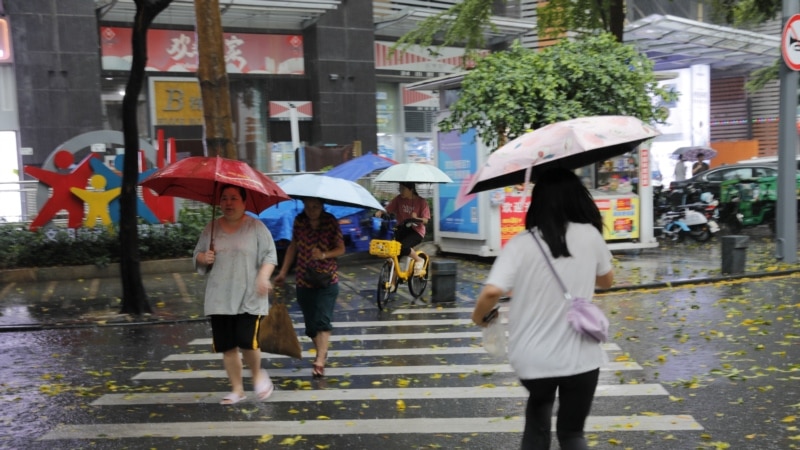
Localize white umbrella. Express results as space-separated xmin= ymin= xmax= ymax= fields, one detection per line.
xmin=373 ymin=162 xmax=454 ymax=183
xmin=278 ymin=173 xmax=384 ymax=211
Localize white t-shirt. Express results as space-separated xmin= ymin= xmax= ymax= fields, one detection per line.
xmin=674 ymin=161 xmax=686 ymax=181
xmin=485 ymin=223 xmax=613 ymax=380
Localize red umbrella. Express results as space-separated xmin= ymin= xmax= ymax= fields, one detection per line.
xmin=140 ymin=156 xmax=290 ymax=213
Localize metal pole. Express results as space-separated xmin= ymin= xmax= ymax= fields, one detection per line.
xmin=778 ymin=0 xmax=800 ymax=263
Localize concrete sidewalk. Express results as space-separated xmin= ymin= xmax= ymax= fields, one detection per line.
xmin=1 ymin=230 xmax=799 ymax=331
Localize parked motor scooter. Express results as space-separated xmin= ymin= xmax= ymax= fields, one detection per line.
xmin=655 ymin=202 xmax=719 ymax=242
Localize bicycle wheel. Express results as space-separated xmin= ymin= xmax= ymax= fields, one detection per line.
xmin=376 ymin=260 xmax=394 ymax=310
xmin=408 ymin=253 xmax=430 ymax=300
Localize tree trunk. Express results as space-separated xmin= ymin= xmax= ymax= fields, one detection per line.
xmin=194 ymin=0 xmax=236 ymax=159
xmin=119 ymin=0 xmax=173 ymax=315
xmin=608 ymin=0 xmax=624 ymax=42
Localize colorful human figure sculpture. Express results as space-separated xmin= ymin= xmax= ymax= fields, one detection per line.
xmin=90 ymin=156 xmax=159 ymax=224
xmin=24 ymin=151 xmax=97 ymax=230
xmin=69 ymin=174 xmax=122 ymax=228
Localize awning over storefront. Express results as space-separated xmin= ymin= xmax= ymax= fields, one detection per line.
xmin=374 ymin=2 xmax=533 ymax=44
xmin=624 ymin=14 xmax=780 ymax=75
xmin=95 ymin=0 xmax=533 ymax=44
xmin=95 ymin=0 xmax=342 ymax=31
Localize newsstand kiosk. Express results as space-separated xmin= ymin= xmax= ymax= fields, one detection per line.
xmin=409 ymin=74 xmax=658 ymax=257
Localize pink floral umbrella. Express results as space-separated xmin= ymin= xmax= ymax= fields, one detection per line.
xmin=466 ymin=115 xmax=661 ymax=194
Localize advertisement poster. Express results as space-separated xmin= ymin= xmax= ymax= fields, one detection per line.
xmin=438 ymin=128 xmax=479 ymax=234
xmin=499 ymin=189 xmax=530 ymax=246
xmin=595 ymin=196 xmax=639 ymax=240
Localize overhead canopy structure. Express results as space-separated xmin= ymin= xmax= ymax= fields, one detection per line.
xmin=95 ymin=0 xmax=533 ymax=44
xmin=95 ymin=0 xmax=343 ymax=31
xmin=624 ymin=14 xmax=780 ymax=75
xmin=373 ymin=0 xmax=533 ymax=44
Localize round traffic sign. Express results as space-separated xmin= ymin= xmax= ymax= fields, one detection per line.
xmin=782 ymin=14 xmax=800 ymax=71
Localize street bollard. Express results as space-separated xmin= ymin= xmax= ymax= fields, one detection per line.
xmin=430 ymin=259 xmax=457 ymax=303
xmin=721 ymin=235 xmax=749 ymax=274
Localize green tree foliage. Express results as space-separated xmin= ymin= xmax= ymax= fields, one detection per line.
xmin=391 ymin=0 xmax=498 ymax=61
xmin=709 ymin=0 xmax=781 ymax=26
xmin=537 ymin=0 xmax=625 ymax=41
xmin=438 ymin=34 xmax=677 ymax=150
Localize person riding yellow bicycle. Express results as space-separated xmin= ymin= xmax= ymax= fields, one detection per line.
xmin=375 ymin=182 xmax=430 ymax=275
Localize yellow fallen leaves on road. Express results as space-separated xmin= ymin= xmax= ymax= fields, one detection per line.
xmin=279 ymin=435 xmax=305 ymax=445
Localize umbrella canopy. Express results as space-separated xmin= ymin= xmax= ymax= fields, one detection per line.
xmin=278 ymin=173 xmax=385 ymax=211
xmin=671 ymin=146 xmax=717 ymax=160
xmin=374 ymin=162 xmax=453 ymax=183
xmin=140 ymin=156 xmax=290 ymax=213
xmin=323 ymin=152 xmax=397 ymax=181
xmin=466 ymin=115 xmax=660 ymax=194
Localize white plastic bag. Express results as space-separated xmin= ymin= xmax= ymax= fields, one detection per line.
xmin=481 ymin=308 xmax=506 ymax=357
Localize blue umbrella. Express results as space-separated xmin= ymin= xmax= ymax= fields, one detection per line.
xmin=252 ymin=200 xmax=362 ymax=242
xmin=323 ymin=152 xmax=397 ymax=181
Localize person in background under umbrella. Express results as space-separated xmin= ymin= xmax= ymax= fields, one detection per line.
xmin=674 ymin=154 xmax=687 ymax=182
xmin=274 ymin=197 xmax=345 ymax=378
xmin=692 ymin=153 xmax=709 ymax=176
xmin=471 ymin=168 xmax=614 ymax=450
xmin=194 ymin=184 xmax=278 ymax=405
xmin=376 ymin=182 xmax=430 ymax=275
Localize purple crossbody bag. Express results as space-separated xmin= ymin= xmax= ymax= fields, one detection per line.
xmin=530 ymin=230 xmax=609 ymax=342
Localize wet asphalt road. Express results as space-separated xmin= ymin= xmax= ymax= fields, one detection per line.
xmin=3 ymin=251 xmax=800 ymax=449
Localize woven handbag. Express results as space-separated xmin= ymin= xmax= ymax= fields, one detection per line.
xmin=258 ymin=301 xmax=303 ymax=359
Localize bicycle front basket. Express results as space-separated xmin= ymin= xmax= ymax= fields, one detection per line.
xmin=369 ymin=239 xmax=402 ymax=258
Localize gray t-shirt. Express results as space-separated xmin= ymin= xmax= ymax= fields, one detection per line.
xmin=194 ymin=215 xmax=278 ymax=316
xmin=485 ymin=223 xmax=613 ymax=380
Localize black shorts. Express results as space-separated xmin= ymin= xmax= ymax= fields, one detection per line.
xmin=210 ymin=313 xmax=262 ymax=353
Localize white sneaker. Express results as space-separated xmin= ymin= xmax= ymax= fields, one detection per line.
xmin=413 ymin=261 xmax=425 ymax=276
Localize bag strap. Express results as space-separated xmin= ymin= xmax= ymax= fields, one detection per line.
xmin=529 ymin=229 xmax=572 ymax=300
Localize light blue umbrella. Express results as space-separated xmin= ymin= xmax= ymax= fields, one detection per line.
xmin=279 ymin=173 xmax=385 ymax=211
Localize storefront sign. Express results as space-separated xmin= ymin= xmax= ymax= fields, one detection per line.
xmin=269 ymin=101 xmax=313 ymax=121
xmin=101 ymin=27 xmax=304 ymax=74
xmin=151 ymin=78 xmax=203 ymax=126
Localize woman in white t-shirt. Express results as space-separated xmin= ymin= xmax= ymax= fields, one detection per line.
xmin=472 ymin=168 xmax=614 ymax=449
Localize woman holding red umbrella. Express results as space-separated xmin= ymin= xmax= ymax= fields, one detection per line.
xmin=195 ymin=184 xmax=279 ymax=405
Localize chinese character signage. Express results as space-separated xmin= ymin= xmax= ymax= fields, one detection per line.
xmin=100 ymin=27 xmax=304 ymax=74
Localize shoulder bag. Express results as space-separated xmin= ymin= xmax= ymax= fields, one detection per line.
xmin=530 ymin=230 xmax=609 ymax=342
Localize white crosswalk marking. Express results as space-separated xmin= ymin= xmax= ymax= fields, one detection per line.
xmin=38 ymin=310 xmax=703 ymax=444
xmin=92 ymin=384 xmax=669 ymax=405
xmin=41 ymin=415 xmax=703 ymax=440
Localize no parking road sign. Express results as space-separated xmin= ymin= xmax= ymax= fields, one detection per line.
xmin=783 ymin=14 xmax=800 ymax=70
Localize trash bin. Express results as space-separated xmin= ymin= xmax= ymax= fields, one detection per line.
xmin=721 ymin=235 xmax=749 ymax=274
xmin=431 ymin=259 xmax=457 ymax=304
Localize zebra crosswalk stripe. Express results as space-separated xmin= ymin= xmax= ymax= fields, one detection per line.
xmin=40 ymin=415 xmax=702 ymax=440
xmin=92 ymin=384 xmax=669 ymax=406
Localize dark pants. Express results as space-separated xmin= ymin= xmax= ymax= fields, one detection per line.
xmin=519 ymin=368 xmax=599 ymax=450
xmin=296 ymin=283 xmax=338 ymax=339
xmin=394 ymin=226 xmax=423 ymax=258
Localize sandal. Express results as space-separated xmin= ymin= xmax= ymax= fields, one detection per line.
xmin=254 ymin=369 xmax=274 ymax=401
xmin=220 ymin=392 xmax=247 ymax=405
xmin=312 ymin=350 xmax=327 ymax=378
xmin=413 ymin=260 xmax=425 ymax=276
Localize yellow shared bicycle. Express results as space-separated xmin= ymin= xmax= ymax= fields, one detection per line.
xmin=368 ymin=220 xmax=430 ymax=310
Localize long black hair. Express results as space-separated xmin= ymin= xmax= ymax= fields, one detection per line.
xmin=525 ymin=167 xmax=603 ymax=258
